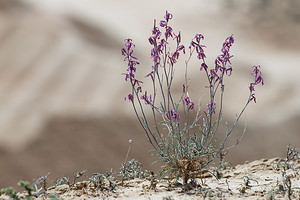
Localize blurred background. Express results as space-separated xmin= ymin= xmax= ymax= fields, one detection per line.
xmin=0 ymin=0 xmax=299 ymax=188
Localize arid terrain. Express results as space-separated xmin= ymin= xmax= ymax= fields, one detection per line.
xmin=0 ymin=0 xmax=300 ymax=196
xmin=1 ymin=157 xmax=300 ymax=199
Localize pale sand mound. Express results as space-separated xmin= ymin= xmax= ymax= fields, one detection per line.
xmin=1 ymin=158 xmax=299 ymax=200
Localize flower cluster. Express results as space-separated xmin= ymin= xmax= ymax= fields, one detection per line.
xmin=215 ymin=35 xmax=234 ymax=70
xmin=249 ymin=65 xmax=264 ymax=103
xmin=189 ymin=34 xmax=206 ymax=60
xmin=148 ymin=26 xmax=163 ymax=70
xmin=206 ymin=101 xmax=216 ymax=114
xmin=213 ymin=35 xmax=235 ymax=80
xmin=122 ymin=39 xmax=142 ymax=101
xmin=141 ymin=91 xmax=152 ymax=105
xmin=160 ymin=12 xmax=173 ymax=39
xmin=166 ymin=109 xmax=180 ymax=122
xmin=125 ymin=93 xmax=134 ymax=102
xmin=147 ymin=11 xmax=185 ymax=76
xmin=121 ymin=39 xmax=140 ymax=82
xmin=183 ymin=96 xmax=194 ymax=111
xmin=169 ymin=32 xmax=185 ymax=64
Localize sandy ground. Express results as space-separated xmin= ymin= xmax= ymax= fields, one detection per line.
xmin=1 ymin=157 xmax=300 ymax=199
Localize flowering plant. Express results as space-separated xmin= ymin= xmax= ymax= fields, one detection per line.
xmin=122 ymin=11 xmax=263 ymax=184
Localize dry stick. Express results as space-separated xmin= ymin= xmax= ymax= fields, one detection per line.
xmin=124 ymin=140 xmax=132 ymax=163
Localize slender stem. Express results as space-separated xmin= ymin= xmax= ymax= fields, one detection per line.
xmin=131 ymin=79 xmax=160 ymax=150
xmin=150 ymin=71 xmax=162 ymax=144
xmin=131 ymin=100 xmax=157 ymax=151
xmin=156 ymin=71 xmax=167 ymax=111
xmin=207 ymin=92 xmax=252 ymax=165
xmin=124 ymin=142 xmax=132 ymax=163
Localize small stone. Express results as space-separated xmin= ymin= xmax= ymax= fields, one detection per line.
xmin=265 ymin=193 xmax=274 ymax=200
xmin=73 ymin=181 xmax=88 ymax=190
xmin=55 ymin=184 xmax=69 ymax=193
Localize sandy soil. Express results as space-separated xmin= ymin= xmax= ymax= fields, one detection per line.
xmin=1 ymin=157 xmax=300 ymax=199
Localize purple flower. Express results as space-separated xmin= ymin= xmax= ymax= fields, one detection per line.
xmin=184 ymin=96 xmax=190 ymax=104
xmin=141 ymin=91 xmax=152 ymax=105
xmin=200 ymin=63 xmax=208 ymax=71
xmin=151 ymin=52 xmax=161 ymax=63
xmin=165 ymin=26 xmax=173 ymax=39
xmin=255 ymin=76 xmax=264 ymax=85
xmin=224 ymin=66 xmax=232 ymax=76
xmin=194 ymin=34 xmax=204 ymax=43
xmin=122 ymin=39 xmax=143 ymax=88
xmin=189 ymin=34 xmax=204 ymax=48
xmin=252 ymin=65 xmax=261 ymax=76
xmin=169 ymin=46 xmax=185 ymax=64
xmin=151 ymin=26 xmax=161 ymax=39
xmin=157 ymin=39 xmax=166 ymax=53
xmin=124 ymin=38 xmax=135 ymax=50
xmin=248 ymin=83 xmax=255 ymax=92
xmin=134 ymin=79 xmax=143 ymax=86
xmin=251 ymin=66 xmax=264 ymax=86
xmin=197 ymin=49 xmax=206 ymax=60
xmin=166 ymin=109 xmax=180 ymax=122
xmin=207 ymin=101 xmax=216 ymax=114
xmin=249 ymin=93 xmax=256 ymax=103
xmin=125 ymin=93 xmax=134 ymax=102
xmin=189 ymin=34 xmax=206 ymax=61
xmin=122 ymin=71 xmax=134 ymax=81
xmin=160 ymin=20 xmax=167 ymax=27
xmin=248 ymin=65 xmax=264 ymax=103
xmin=221 ymin=36 xmax=234 ymax=58
xmin=167 ymin=31 xmax=185 ymax=64
xmin=169 ymin=51 xmax=179 ymax=64
xmin=164 ymin=11 xmax=173 ymax=22
xmin=174 ymin=32 xmax=181 ymax=44
xmin=149 ymin=24 xmax=166 ymax=69
xmin=177 ymin=45 xmax=185 ymax=53
xmin=215 ymin=55 xmax=222 ymax=72
xmin=148 ymin=36 xmax=156 ymax=45
xmin=208 ymin=69 xmax=219 ymax=82
xmin=189 ymin=102 xmax=195 ymax=110
xmin=215 ymin=35 xmax=234 ymax=73
xmin=183 ymin=96 xmax=195 ymax=111
xmin=145 ymin=70 xmax=155 ymax=80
